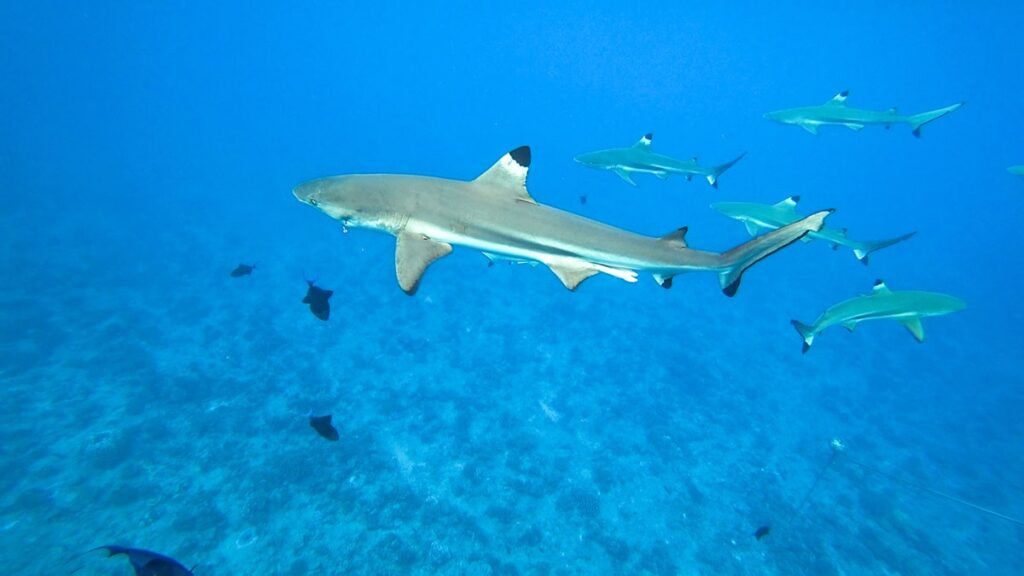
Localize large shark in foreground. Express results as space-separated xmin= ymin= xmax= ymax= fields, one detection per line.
xmin=765 ymin=91 xmax=963 ymax=137
xmin=294 ymin=147 xmax=831 ymax=295
xmin=574 ymin=134 xmax=746 ymax=188
xmin=792 ymin=280 xmax=966 ymax=353
xmin=712 ymin=196 xmax=916 ymax=265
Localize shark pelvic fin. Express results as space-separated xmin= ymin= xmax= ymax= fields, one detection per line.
xmin=633 ymin=133 xmax=653 ymax=149
xmin=474 ymin=146 xmax=536 ymax=204
xmin=544 ymin=257 xmax=637 ymax=290
xmin=395 ymin=232 xmax=453 ymax=295
xmin=844 ymin=123 xmax=865 ymax=131
xmin=743 ymin=221 xmax=762 ymax=236
xmin=901 ymin=317 xmax=926 ymax=342
xmin=659 ymin=226 xmax=688 ymax=248
xmin=800 ymin=123 xmax=821 ymax=135
xmin=613 ymin=168 xmax=637 ymax=186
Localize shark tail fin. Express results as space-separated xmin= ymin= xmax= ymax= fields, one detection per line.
xmin=908 ymin=102 xmax=963 ymax=137
xmin=791 ymin=320 xmax=815 ymax=353
xmin=717 ymin=209 xmax=832 ymax=297
xmin=852 ymin=231 xmax=917 ymax=265
xmin=705 ymin=152 xmax=747 ymax=188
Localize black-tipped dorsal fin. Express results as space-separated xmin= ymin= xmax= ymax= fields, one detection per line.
xmin=659 ymin=226 xmax=688 ymax=248
xmin=473 ymin=146 xmax=536 ymax=204
xmin=826 ymin=90 xmax=849 ymax=106
xmin=773 ymin=195 xmax=800 ymax=210
xmin=395 ymin=232 xmax=453 ymax=295
xmin=633 ymin=133 xmax=653 ymax=149
xmin=872 ymin=279 xmax=891 ymax=294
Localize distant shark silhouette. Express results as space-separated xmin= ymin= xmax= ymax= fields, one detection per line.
xmin=309 ymin=413 xmax=340 ymax=441
xmin=574 ymin=134 xmax=746 ymax=188
xmin=1009 ymin=166 xmax=1024 ymax=178
xmin=792 ymin=280 xmax=966 ymax=353
xmin=230 ymin=263 xmax=255 ymax=277
xmin=302 ymin=281 xmax=332 ymax=321
xmin=74 ymin=545 xmax=195 ymax=576
xmin=712 ymin=196 xmax=916 ymax=265
xmin=765 ymin=91 xmax=963 ymax=137
xmin=293 ymin=146 xmax=830 ymax=296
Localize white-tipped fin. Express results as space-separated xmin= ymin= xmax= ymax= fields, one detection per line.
xmin=544 ymin=257 xmax=637 ymax=290
xmin=473 ymin=146 xmax=536 ymax=204
xmin=800 ymin=123 xmax=821 ymax=135
xmin=871 ymin=279 xmax=891 ymax=294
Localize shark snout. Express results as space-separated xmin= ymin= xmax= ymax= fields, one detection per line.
xmin=292 ymin=181 xmax=321 ymax=206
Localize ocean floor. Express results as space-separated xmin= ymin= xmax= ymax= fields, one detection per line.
xmin=1 ymin=205 xmax=1022 ymax=575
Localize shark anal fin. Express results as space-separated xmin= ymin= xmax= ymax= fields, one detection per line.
xmin=474 ymin=146 xmax=536 ymax=204
xmin=613 ymin=168 xmax=636 ymax=186
xmin=395 ymin=232 xmax=452 ymax=295
xmin=901 ymin=317 xmax=925 ymax=342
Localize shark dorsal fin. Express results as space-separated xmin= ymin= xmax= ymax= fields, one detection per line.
xmin=773 ymin=195 xmax=800 ymax=211
xmin=826 ymin=90 xmax=849 ymax=106
xmin=659 ymin=226 xmax=688 ymax=248
xmin=872 ymin=279 xmax=891 ymax=294
xmin=474 ymin=146 xmax=536 ymax=204
xmin=632 ymin=133 xmax=653 ymax=149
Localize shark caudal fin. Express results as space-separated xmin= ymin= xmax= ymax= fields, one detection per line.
xmin=791 ymin=320 xmax=815 ymax=353
xmin=908 ymin=102 xmax=963 ymax=137
xmin=851 ymin=231 xmax=917 ymax=265
xmin=717 ymin=209 xmax=832 ymax=296
xmin=705 ymin=152 xmax=747 ymax=188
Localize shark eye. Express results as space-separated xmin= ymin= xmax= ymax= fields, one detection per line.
xmin=309 ymin=197 xmax=318 ymax=206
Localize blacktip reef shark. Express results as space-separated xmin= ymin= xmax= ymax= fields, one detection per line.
xmin=574 ymin=133 xmax=747 ymax=188
xmin=1009 ymin=166 xmax=1024 ymax=177
xmin=791 ymin=280 xmax=966 ymax=353
xmin=293 ymin=146 xmax=831 ymax=296
xmin=765 ymin=91 xmax=963 ymax=137
xmin=711 ymin=195 xmax=916 ymax=265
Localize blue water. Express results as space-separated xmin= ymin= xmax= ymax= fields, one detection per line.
xmin=2 ymin=2 xmax=1022 ymax=574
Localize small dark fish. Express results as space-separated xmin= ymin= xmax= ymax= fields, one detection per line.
xmin=309 ymin=413 xmax=340 ymax=441
xmin=302 ymin=281 xmax=333 ymax=321
xmin=230 ymin=263 xmax=255 ymax=277
xmin=579 ymin=195 xmax=587 ymax=205
xmin=85 ymin=545 xmax=195 ymax=576
xmin=754 ymin=525 xmax=771 ymax=540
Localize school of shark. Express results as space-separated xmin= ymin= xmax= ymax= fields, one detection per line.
xmin=292 ymin=90 xmax=968 ymax=353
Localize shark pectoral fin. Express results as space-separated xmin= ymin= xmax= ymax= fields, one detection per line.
xmin=473 ymin=146 xmax=537 ymax=204
xmin=395 ymin=232 xmax=453 ymax=295
xmin=613 ymin=168 xmax=637 ymax=186
xmin=800 ymin=123 xmax=820 ymax=135
xmin=843 ymin=123 xmax=865 ymax=131
xmin=901 ymin=318 xmax=925 ymax=342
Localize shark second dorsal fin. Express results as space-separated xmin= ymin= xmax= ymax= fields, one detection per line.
xmin=826 ymin=90 xmax=849 ymax=106
xmin=633 ymin=133 xmax=653 ymax=149
xmin=872 ymin=279 xmax=891 ymax=294
xmin=773 ymin=195 xmax=800 ymax=210
xmin=395 ymin=232 xmax=453 ymax=295
xmin=473 ymin=146 xmax=536 ymax=204
xmin=659 ymin=226 xmax=688 ymax=248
